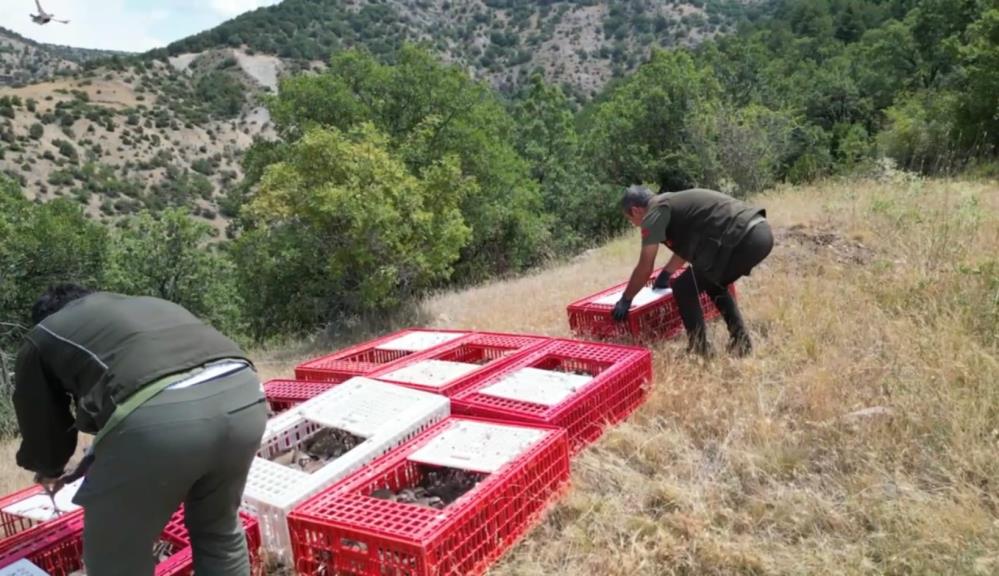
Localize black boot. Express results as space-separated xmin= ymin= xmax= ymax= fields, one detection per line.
xmin=712 ymin=290 xmax=752 ymax=357
xmin=687 ymin=326 xmax=714 ymax=358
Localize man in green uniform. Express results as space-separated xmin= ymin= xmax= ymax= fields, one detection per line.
xmin=612 ymin=186 xmax=773 ymax=356
xmin=13 ymin=284 xmax=267 ymax=576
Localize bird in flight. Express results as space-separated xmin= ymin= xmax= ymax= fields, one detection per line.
xmin=30 ymin=0 xmax=69 ymax=25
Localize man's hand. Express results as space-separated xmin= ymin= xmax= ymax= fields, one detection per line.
xmin=612 ymin=298 xmax=632 ymax=322
xmin=652 ymin=268 xmax=672 ymax=290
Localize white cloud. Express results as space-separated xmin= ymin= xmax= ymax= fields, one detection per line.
xmin=210 ymin=0 xmax=278 ymax=17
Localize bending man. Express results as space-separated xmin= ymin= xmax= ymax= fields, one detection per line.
xmin=13 ymin=284 xmax=266 ymax=576
xmin=613 ymin=186 xmax=774 ymax=356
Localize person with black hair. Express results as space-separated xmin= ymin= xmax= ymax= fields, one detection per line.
xmin=614 ymin=186 xmax=774 ymax=356
xmin=13 ymin=284 xmax=266 ymax=576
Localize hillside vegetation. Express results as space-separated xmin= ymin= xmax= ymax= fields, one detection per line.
xmin=1 ymin=0 xmax=997 ymax=365
xmin=243 ymin=175 xmax=998 ymax=575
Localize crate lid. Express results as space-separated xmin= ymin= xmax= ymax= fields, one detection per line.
xmin=477 ymin=367 xmax=593 ymax=406
xmin=1 ymin=478 xmax=83 ymax=521
xmin=408 ymin=420 xmax=546 ymax=473
xmin=377 ymin=360 xmax=481 ymax=388
xmin=593 ymin=286 xmax=671 ymax=308
xmin=301 ymin=378 xmax=447 ymax=437
xmin=243 ymin=457 xmax=311 ymax=502
xmin=0 ymin=560 xmax=48 ymax=576
xmin=375 ymin=331 xmax=467 ymax=352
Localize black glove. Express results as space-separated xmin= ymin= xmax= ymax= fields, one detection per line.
xmin=652 ymin=268 xmax=672 ymax=290
xmin=611 ymin=297 xmax=631 ymax=322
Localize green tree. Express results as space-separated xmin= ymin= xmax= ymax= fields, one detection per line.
xmin=232 ymin=124 xmax=472 ymax=339
xmin=104 ymin=209 xmax=245 ymax=338
xmin=262 ymin=46 xmax=550 ymax=278
xmin=0 ymin=176 xmax=107 ymax=349
xmin=878 ymin=90 xmax=960 ymax=171
xmin=584 ymin=49 xmax=722 ymax=190
xmin=955 ymin=9 xmax=999 ymax=155
xmin=512 ymin=75 xmax=622 ymax=247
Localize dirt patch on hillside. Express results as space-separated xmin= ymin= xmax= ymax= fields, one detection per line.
xmin=775 ymin=223 xmax=873 ymax=266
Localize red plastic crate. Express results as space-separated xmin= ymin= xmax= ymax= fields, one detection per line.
xmin=567 ymin=266 xmax=735 ymax=340
xmin=452 ymin=339 xmax=653 ymax=453
xmin=264 ymin=379 xmax=340 ymax=413
xmin=0 ymin=485 xmax=60 ymax=544
xmin=0 ymin=507 xmax=261 ymax=575
xmin=368 ymin=332 xmax=551 ymax=397
xmin=294 ymin=329 xmax=470 ymax=382
xmin=287 ymin=417 xmax=571 ymax=576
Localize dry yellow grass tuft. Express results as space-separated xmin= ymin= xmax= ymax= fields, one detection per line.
xmin=2 ymin=176 xmax=996 ymax=575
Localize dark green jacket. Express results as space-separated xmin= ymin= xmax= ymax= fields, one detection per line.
xmin=641 ymin=189 xmax=766 ymax=284
xmin=14 ymin=293 xmax=248 ymax=477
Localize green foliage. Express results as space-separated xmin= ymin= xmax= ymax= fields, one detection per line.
xmin=878 ymin=91 xmax=960 ymax=172
xmin=512 ymin=74 xmax=623 ymax=247
xmin=194 ymin=71 xmax=245 ymax=119
xmin=264 ymin=46 xmax=550 ymax=279
xmin=232 ymin=124 xmax=471 ymax=339
xmin=104 ymin=209 xmax=245 ymax=337
xmin=954 ymin=9 xmax=999 ymax=155
xmin=0 ymin=176 xmax=108 ymax=349
xmin=52 ymin=138 xmax=78 ymax=162
xmin=585 ymin=49 xmax=722 ymax=190
xmin=711 ymin=105 xmax=796 ymax=196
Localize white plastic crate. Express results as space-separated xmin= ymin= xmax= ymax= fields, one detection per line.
xmin=593 ymin=286 xmax=671 ymax=308
xmin=0 ymin=479 xmax=84 ymax=522
xmin=374 ymin=331 xmax=467 ymax=352
xmin=408 ymin=420 xmax=547 ymax=473
xmin=242 ymin=377 xmax=450 ymax=562
xmin=0 ymin=560 xmax=47 ymax=576
xmin=478 ymin=367 xmax=594 ymax=407
xmin=377 ymin=359 xmax=482 ymax=388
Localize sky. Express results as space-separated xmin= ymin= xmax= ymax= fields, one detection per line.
xmin=0 ymin=0 xmax=281 ymax=52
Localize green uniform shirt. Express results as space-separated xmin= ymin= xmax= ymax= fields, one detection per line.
xmin=13 ymin=293 xmax=249 ymax=477
xmin=641 ymin=189 xmax=766 ymax=283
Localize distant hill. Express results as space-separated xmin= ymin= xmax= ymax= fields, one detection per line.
xmin=0 ymin=27 xmax=130 ymax=86
xmin=155 ymin=0 xmax=762 ymax=97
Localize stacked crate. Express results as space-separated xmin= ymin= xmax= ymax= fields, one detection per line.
xmin=242 ymin=377 xmax=450 ymax=561
xmin=452 ymin=339 xmax=653 ymax=453
xmin=0 ymin=507 xmax=261 ymax=576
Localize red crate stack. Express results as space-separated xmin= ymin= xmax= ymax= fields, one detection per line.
xmin=451 ymin=339 xmax=653 ymax=453
xmin=263 ymin=379 xmax=340 ymax=413
xmin=567 ymin=266 xmax=735 ymax=340
xmin=294 ymin=329 xmax=470 ymax=382
xmin=287 ymin=417 xmax=571 ymax=576
xmin=368 ymin=332 xmax=551 ymax=397
xmin=0 ymin=508 xmax=261 ymax=576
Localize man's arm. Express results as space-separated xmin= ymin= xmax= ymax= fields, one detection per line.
xmin=13 ymin=339 xmax=77 ymax=478
xmin=622 ymin=244 xmax=659 ymax=301
xmin=664 ymin=253 xmax=687 ymax=275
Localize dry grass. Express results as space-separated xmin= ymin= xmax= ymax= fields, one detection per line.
xmin=478 ymin=177 xmax=999 ymax=576
xmin=2 ymin=176 xmax=996 ymax=575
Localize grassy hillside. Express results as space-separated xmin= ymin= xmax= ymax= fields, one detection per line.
xmin=0 ymin=176 xmax=995 ymax=571
xmin=241 ymin=176 xmax=999 ymax=574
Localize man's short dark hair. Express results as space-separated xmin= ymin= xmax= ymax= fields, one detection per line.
xmin=620 ymin=185 xmax=654 ymax=213
xmin=31 ymin=283 xmax=92 ymax=324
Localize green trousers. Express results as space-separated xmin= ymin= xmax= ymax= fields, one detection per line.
xmin=72 ymin=367 xmax=267 ymax=576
